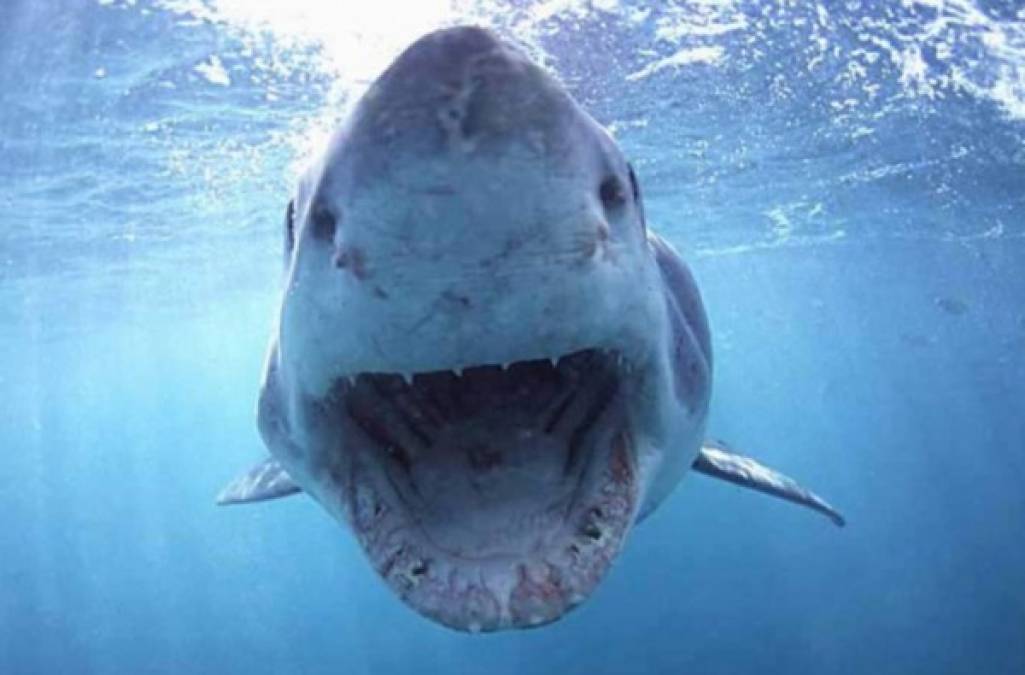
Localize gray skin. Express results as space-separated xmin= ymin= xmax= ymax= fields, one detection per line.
xmin=219 ymin=26 xmax=844 ymax=633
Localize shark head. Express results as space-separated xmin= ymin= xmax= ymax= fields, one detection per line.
xmin=262 ymin=26 xmax=711 ymax=632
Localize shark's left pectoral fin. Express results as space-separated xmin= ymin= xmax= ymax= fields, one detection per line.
xmin=216 ymin=457 xmax=302 ymax=506
xmin=693 ymin=440 xmax=846 ymax=527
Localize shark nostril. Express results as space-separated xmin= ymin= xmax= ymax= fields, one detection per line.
xmin=333 ymin=245 xmax=368 ymax=280
xmin=311 ymin=202 xmax=338 ymax=241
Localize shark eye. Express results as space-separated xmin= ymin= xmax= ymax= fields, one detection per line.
xmin=599 ymin=175 xmax=627 ymax=215
xmin=310 ymin=201 xmax=338 ymax=241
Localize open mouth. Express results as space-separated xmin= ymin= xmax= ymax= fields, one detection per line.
xmin=327 ymin=348 xmax=639 ymax=631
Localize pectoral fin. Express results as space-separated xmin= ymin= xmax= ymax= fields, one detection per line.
xmin=216 ymin=457 xmax=301 ymax=505
xmin=693 ymin=440 xmax=845 ymax=527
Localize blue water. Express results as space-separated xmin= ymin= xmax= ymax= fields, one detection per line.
xmin=2 ymin=1 xmax=1024 ymax=673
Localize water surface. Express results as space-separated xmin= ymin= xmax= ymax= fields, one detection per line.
xmin=2 ymin=1 xmax=1024 ymax=673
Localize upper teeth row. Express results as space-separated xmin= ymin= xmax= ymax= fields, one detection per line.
xmin=343 ymin=349 xmax=626 ymax=387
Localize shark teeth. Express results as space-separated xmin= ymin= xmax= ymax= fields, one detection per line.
xmin=341 ymin=347 xmax=633 ymax=392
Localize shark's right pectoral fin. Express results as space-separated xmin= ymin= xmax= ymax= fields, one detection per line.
xmin=693 ymin=440 xmax=846 ymax=527
xmin=216 ymin=457 xmax=302 ymax=506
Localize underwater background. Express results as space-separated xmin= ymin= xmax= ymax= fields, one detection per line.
xmin=2 ymin=0 xmax=1024 ymax=673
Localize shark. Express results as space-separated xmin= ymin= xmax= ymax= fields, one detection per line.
xmin=218 ymin=25 xmax=844 ymax=633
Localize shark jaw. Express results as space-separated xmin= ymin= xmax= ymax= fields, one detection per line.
xmin=314 ymin=347 xmax=640 ymax=632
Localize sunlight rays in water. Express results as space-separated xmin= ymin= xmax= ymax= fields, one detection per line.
xmin=150 ymin=0 xmax=522 ymax=179
xmin=155 ymin=0 xmax=502 ymax=83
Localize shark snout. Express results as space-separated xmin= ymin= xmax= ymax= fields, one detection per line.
xmin=352 ymin=26 xmax=575 ymax=161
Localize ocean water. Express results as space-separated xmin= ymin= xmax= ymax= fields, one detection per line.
xmin=2 ymin=1 xmax=1024 ymax=673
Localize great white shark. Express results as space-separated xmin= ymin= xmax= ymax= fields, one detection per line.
xmin=218 ymin=26 xmax=844 ymax=633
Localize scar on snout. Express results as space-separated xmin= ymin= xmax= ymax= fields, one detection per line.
xmin=421 ymin=184 xmax=458 ymax=196
xmin=373 ymin=286 xmax=389 ymax=299
xmin=334 ymin=246 xmax=368 ymax=280
xmin=479 ymin=236 xmax=525 ymax=268
xmin=442 ymin=290 xmax=472 ymax=309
